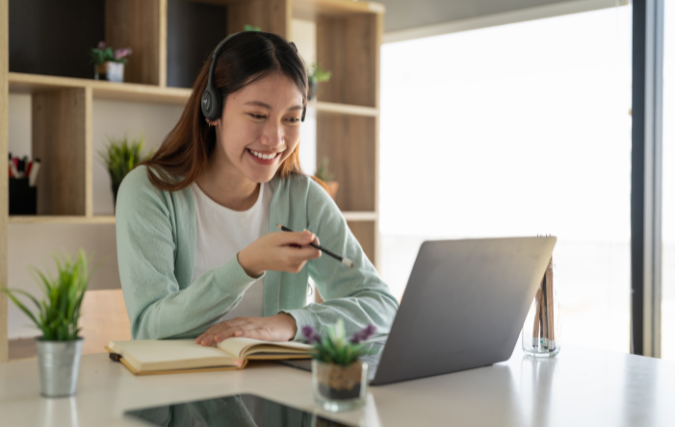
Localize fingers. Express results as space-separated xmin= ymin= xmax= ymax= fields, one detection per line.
xmin=195 ymin=318 xmax=267 ymax=346
xmin=276 ymin=229 xmax=316 ymax=246
xmin=286 ymin=246 xmax=321 ymax=261
xmin=196 ymin=318 xmax=245 ymax=346
xmin=195 ymin=316 xmax=295 ymax=345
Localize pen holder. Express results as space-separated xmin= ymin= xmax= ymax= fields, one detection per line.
xmin=9 ymin=178 xmax=37 ymax=215
xmin=522 ymin=258 xmax=560 ymax=357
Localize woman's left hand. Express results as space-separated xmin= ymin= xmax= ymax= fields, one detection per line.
xmin=195 ymin=313 xmax=298 ymax=346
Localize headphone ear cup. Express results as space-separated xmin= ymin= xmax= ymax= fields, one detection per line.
xmin=201 ymin=87 xmax=222 ymax=121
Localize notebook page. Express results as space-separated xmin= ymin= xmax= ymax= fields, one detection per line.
xmin=216 ymin=337 xmax=313 ymax=359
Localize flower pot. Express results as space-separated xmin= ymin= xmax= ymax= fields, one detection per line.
xmin=35 ymin=338 xmax=83 ymax=398
xmin=325 ymin=181 xmax=339 ymax=200
xmin=112 ymin=183 xmax=121 ymax=210
xmin=308 ymin=80 xmax=319 ymax=101
xmin=94 ymin=61 xmax=125 ymax=83
xmin=312 ymin=359 xmax=368 ymax=412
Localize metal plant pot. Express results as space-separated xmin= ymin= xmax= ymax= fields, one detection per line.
xmin=35 ymin=338 xmax=83 ymax=398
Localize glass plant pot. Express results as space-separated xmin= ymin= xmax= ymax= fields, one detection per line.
xmin=522 ymin=260 xmax=560 ymax=357
xmin=312 ymin=359 xmax=368 ymax=412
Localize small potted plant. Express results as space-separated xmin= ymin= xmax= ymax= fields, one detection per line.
xmin=1 ymin=249 xmax=94 ymax=397
xmin=307 ymin=63 xmax=332 ymax=101
xmin=303 ymin=320 xmax=376 ymax=412
xmin=88 ymin=41 xmax=132 ymax=83
xmin=314 ymin=157 xmax=339 ymax=200
xmin=99 ymin=133 xmax=152 ymax=209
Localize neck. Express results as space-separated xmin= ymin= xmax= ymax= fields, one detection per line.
xmin=196 ymin=158 xmax=260 ymax=211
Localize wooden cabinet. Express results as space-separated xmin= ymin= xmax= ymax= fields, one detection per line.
xmin=0 ymin=0 xmax=383 ymax=361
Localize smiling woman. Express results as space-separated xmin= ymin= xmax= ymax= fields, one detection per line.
xmin=114 ymin=31 xmax=398 ymax=347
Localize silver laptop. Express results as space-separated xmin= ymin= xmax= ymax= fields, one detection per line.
xmin=282 ymin=236 xmax=557 ymax=386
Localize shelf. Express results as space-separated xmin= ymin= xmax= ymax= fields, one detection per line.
xmin=342 ymin=211 xmax=378 ymax=221
xmin=9 ymin=216 xmax=116 ymax=225
xmin=9 ymin=213 xmax=374 ymax=225
xmin=9 ymin=73 xmax=381 ymax=115
xmin=311 ymin=101 xmax=378 ymax=117
xmin=8 ymin=73 xmax=191 ymax=105
xmin=293 ymin=0 xmax=385 ymax=19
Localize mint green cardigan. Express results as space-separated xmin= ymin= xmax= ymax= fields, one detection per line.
xmin=115 ymin=166 xmax=398 ymax=341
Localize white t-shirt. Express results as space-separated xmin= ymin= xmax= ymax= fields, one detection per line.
xmin=190 ymin=181 xmax=273 ymax=322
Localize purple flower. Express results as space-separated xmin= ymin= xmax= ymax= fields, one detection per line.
xmin=97 ymin=41 xmax=106 ymax=50
xmin=302 ymin=326 xmax=321 ymax=344
xmin=114 ymin=48 xmax=132 ymax=60
xmin=350 ymin=324 xmax=377 ymax=344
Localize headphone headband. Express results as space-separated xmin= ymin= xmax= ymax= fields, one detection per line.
xmin=200 ymin=32 xmax=306 ymax=122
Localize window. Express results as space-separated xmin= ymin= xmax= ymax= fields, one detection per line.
xmin=380 ymin=6 xmax=632 ymax=352
xmin=661 ymin=1 xmax=674 ymax=361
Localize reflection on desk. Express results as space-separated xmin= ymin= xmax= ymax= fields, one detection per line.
xmin=126 ymin=393 xmax=355 ymax=427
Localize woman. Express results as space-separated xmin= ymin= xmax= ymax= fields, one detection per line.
xmin=116 ymin=31 xmax=398 ymax=347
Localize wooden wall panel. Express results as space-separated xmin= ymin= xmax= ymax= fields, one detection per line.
xmin=347 ymin=220 xmax=375 ymax=265
xmin=106 ymin=0 xmax=162 ymax=85
xmin=316 ymin=13 xmax=377 ymax=107
xmin=227 ymin=0 xmax=290 ymax=37
xmin=0 ymin=0 xmax=8 ymax=363
xmin=32 ymin=89 xmax=87 ymax=215
xmin=317 ymin=114 xmax=375 ymax=211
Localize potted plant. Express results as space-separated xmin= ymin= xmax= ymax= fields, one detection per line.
xmin=88 ymin=41 xmax=132 ymax=83
xmin=99 ymin=133 xmax=152 ymax=209
xmin=1 ymin=250 xmax=94 ymax=397
xmin=303 ymin=320 xmax=376 ymax=412
xmin=307 ymin=63 xmax=332 ymax=101
xmin=314 ymin=157 xmax=339 ymax=200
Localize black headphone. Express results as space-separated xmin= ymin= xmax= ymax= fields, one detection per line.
xmin=200 ymin=32 xmax=306 ymax=123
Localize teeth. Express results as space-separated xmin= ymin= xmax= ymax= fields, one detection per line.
xmin=249 ymin=149 xmax=277 ymax=160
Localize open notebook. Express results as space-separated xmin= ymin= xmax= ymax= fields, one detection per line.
xmin=106 ymin=338 xmax=313 ymax=375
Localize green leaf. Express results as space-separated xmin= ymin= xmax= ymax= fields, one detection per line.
xmin=98 ymin=133 xmax=152 ymax=186
xmin=1 ymin=288 xmax=41 ymax=328
xmin=1 ymin=249 xmax=98 ymax=341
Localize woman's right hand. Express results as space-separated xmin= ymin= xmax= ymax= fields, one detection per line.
xmin=237 ymin=229 xmax=321 ymax=277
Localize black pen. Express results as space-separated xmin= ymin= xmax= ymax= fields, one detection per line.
xmin=277 ymin=224 xmax=354 ymax=268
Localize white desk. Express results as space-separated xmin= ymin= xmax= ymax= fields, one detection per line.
xmin=0 ymin=344 xmax=674 ymax=427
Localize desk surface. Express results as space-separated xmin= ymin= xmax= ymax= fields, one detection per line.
xmin=0 ymin=343 xmax=674 ymax=427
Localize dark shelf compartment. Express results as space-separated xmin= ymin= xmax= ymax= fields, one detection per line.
xmin=167 ymin=0 xmax=229 ymax=89
xmin=9 ymin=0 xmax=105 ymax=80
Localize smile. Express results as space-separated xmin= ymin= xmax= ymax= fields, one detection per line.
xmin=247 ymin=148 xmax=280 ymax=161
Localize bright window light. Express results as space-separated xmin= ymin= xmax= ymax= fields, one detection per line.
xmin=380 ymin=6 xmax=632 ymax=353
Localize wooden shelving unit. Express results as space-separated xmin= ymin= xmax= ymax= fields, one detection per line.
xmin=0 ymin=0 xmax=383 ymax=360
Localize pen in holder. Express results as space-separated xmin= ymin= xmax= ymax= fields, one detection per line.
xmin=522 ymin=257 xmax=560 ymax=357
xmin=9 ymin=177 xmax=37 ymax=215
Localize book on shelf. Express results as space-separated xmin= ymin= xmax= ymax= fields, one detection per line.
xmin=106 ymin=337 xmax=313 ymax=376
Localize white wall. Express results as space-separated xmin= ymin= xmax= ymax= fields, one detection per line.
xmin=379 ymin=0 xmax=573 ymax=32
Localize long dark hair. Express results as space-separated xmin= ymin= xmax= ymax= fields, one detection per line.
xmin=141 ymin=32 xmax=309 ymax=191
